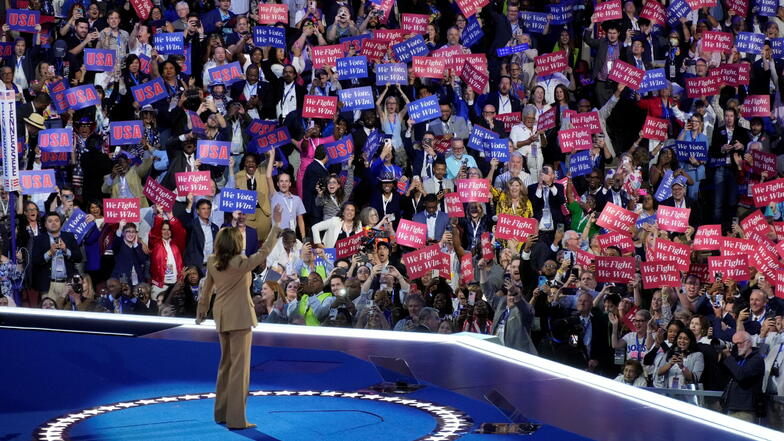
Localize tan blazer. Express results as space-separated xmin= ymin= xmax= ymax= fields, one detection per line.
xmin=197 ymin=225 xmax=279 ymax=332
xmin=236 ymin=168 xmax=272 ymax=237
xmin=101 ymin=154 xmax=155 ymax=208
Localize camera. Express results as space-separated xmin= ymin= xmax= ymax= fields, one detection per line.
xmin=772 ymin=364 xmax=780 ymax=378
xmin=70 ymin=274 xmax=83 ymax=295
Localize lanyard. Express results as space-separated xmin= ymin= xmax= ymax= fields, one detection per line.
xmin=282 ymin=82 xmax=295 ymax=104
xmin=282 ymin=194 xmax=294 ymax=215
xmin=129 ymin=72 xmax=139 ymax=85
xmin=381 ymin=194 xmax=392 ymax=214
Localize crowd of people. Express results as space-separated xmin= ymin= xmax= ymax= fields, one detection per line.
xmin=0 ymin=0 xmax=783 ymax=427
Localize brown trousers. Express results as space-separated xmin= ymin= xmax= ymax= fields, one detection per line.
xmin=215 ymin=328 xmax=253 ymax=428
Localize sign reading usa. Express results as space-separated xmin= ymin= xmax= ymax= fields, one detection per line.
xmin=252 ymin=126 xmax=291 ymax=153
xmin=196 ymin=140 xmax=231 ymax=166
xmin=208 ymin=61 xmax=243 ymax=86
xmin=38 ymin=128 xmax=72 ymax=153
xmin=109 ymin=121 xmax=143 ymax=145
xmin=131 ymin=77 xmax=168 ymax=106
xmin=84 ymin=48 xmax=116 ymax=72
xmin=6 ymin=9 xmax=39 ymax=33
xmin=19 ymin=169 xmax=56 ymax=194
xmin=324 ymin=135 xmax=354 ymax=165
xmin=154 ymin=32 xmax=185 ymax=54
xmin=247 ymin=119 xmax=277 ymax=137
xmin=49 ymin=79 xmax=69 ymax=113
xmin=64 ymin=85 xmax=101 ymax=110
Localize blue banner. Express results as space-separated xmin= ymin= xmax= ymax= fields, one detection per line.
xmin=771 ymin=38 xmax=784 ymax=58
xmin=64 ymin=85 xmax=101 ymax=110
xmin=49 ymin=78 xmax=69 ymax=114
xmin=84 ymin=48 xmax=116 ymax=72
xmin=364 ymin=129 xmax=382 ymax=159
xmin=486 ymin=138 xmax=510 ymax=162
xmin=638 ymin=68 xmax=668 ymax=94
xmin=636 ymin=213 xmax=657 ymax=229
xmin=323 ymin=248 xmax=337 ymax=263
xmin=547 ymin=2 xmax=573 ymax=24
xmin=219 ymin=188 xmax=257 ymax=214
xmin=336 ymin=56 xmax=368 ymax=79
xmin=19 ymin=169 xmax=56 ymax=194
xmin=154 ymin=33 xmax=185 ymax=54
xmin=324 ymin=135 xmax=354 ymax=165
xmin=252 ymin=126 xmax=291 ymax=153
xmin=392 ymin=34 xmax=429 ymax=63
xmin=407 ymin=95 xmax=441 ymax=122
xmin=0 ymin=42 xmax=12 ymax=58
xmin=376 ymin=63 xmax=408 ymax=85
xmin=197 ymin=140 xmax=231 ymax=166
xmin=130 ymin=77 xmax=168 ymax=107
xmin=569 ymin=150 xmax=593 ymax=177
xmin=38 ymin=128 xmax=72 ymax=153
xmin=467 ymin=125 xmax=498 ymax=151
xmin=208 ymin=61 xmax=244 ymax=86
xmin=654 ymin=169 xmax=674 ymax=202
xmin=735 ymin=32 xmax=765 ymax=54
xmin=757 ymin=0 xmax=778 ymax=16
xmin=674 ymin=140 xmax=708 ymax=162
xmin=462 ymin=16 xmax=484 ymax=47
xmin=41 ymin=151 xmax=69 ymax=167
xmin=521 ymin=12 xmax=548 ymax=33
xmin=183 ymin=46 xmax=192 ymax=75
xmin=667 ymin=0 xmax=690 ymax=26
xmin=496 ymin=43 xmax=529 ymax=57
xmin=252 ymin=26 xmax=286 ymax=48
xmin=338 ymin=86 xmax=374 ymax=111
xmin=62 ymin=208 xmax=95 ymax=244
xmin=247 ymin=119 xmax=277 ymax=137
xmin=6 ymin=9 xmax=39 ymax=33
xmin=109 ymin=121 xmax=143 ymax=145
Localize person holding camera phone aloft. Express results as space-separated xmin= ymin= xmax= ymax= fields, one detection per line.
xmin=654 ymin=329 xmax=704 ymax=391
xmin=31 ymin=211 xmax=82 ymax=309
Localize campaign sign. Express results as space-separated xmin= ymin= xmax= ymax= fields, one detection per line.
xmin=751 ymin=149 xmax=777 ymax=175
xmin=467 ymin=125 xmax=498 ymax=151
xmin=480 ymin=232 xmax=495 ymax=260
xmin=64 ymin=85 xmax=101 ymax=110
xmin=247 ymin=119 xmax=277 ymax=137
xmin=608 ymin=60 xmax=645 ymax=90
xmin=657 ymin=205 xmax=691 ymax=233
xmin=570 ymin=111 xmax=602 ymax=134
xmin=396 ymin=219 xmax=427 ymax=248
xmin=674 ymin=141 xmax=708 ymax=162
xmin=702 ymin=31 xmax=734 ymax=53
xmin=521 ymin=12 xmax=549 ymax=33
xmin=548 ymin=1 xmax=574 ymax=24
xmin=219 ymin=188 xmax=257 ymax=214
xmin=736 ymin=32 xmax=765 ymax=54
xmin=593 ymin=0 xmax=622 ymax=21
xmin=143 ymin=176 xmax=175 ymax=212
xmin=595 ymin=256 xmax=636 ymax=283
xmin=636 ymin=213 xmax=657 ymax=229
xmin=401 ymin=13 xmax=430 ymax=33
xmin=558 ymin=128 xmax=592 ymax=153
xmin=686 ymin=0 xmax=717 ymax=9
xmin=451 ymin=53 xmax=487 ymax=76
xmin=638 ymin=68 xmax=668 ymax=94
xmin=413 ymin=56 xmax=447 ymax=79
xmin=175 ymin=171 xmax=212 ymax=196
xmin=641 ymin=261 xmax=681 ymax=289
xmin=258 ymin=3 xmax=289 ymax=24
xmin=456 ymin=0 xmax=489 ymax=17
xmin=338 ymin=87 xmax=374 ymax=111
xmin=461 ymin=16 xmax=484 ymax=47
xmin=741 ymin=95 xmax=771 ymax=118
xmin=376 ymin=63 xmax=408 ymax=85
xmin=444 ymin=192 xmax=464 ymax=217
xmin=130 ymin=0 xmax=153 ymax=19
xmin=302 ymin=95 xmax=338 ymax=119
xmin=372 ymin=29 xmax=407 ymax=43
xmin=652 ymin=238 xmax=691 ymax=272
xmin=196 ymin=140 xmax=231 ymax=166
xmin=667 ymin=0 xmax=691 ymax=25
xmin=186 ymin=110 xmax=206 ymax=137
xmin=62 ymin=208 xmax=95 ymax=244
xmin=597 ymin=231 xmax=635 ymax=254
xmin=252 ymin=126 xmax=291 ymax=153
xmin=569 ymin=150 xmax=593 ymax=178
xmin=741 ymin=210 xmax=771 ymax=238
xmin=336 ymin=56 xmax=368 ymax=79
xmin=751 ymin=178 xmax=784 ymax=207
xmin=461 ymin=60 xmax=489 ymax=94
xmin=131 ymin=77 xmax=168 ymax=106
xmin=104 ymin=198 xmax=141 ymax=223
xmin=340 ymin=33 xmax=371 ymax=55
xmin=693 ymin=224 xmax=722 ymax=250
xmin=361 ymin=39 xmax=387 ymax=63
xmin=393 ymin=34 xmax=429 ymax=63
xmin=312 ymin=44 xmax=344 ymax=68
xmin=0 ymin=42 xmax=13 ymax=58
xmin=538 ymin=106 xmax=557 ymax=131
xmin=654 ymin=170 xmax=675 ymax=202
xmin=496 ymin=43 xmax=529 ymax=57
xmin=456 ymin=178 xmax=491 ymax=203
xmin=407 ymin=95 xmax=441 ymax=123
xmin=333 ymin=232 xmax=364 ymax=259
xmin=109 ymin=121 xmax=143 ymax=146
xmin=535 ymin=51 xmax=568 ymax=77
xmin=642 ymin=116 xmax=668 ymax=141
xmin=709 ymin=255 xmax=750 ymax=281
xmin=252 ymin=26 xmax=286 ymax=48
xmin=497 ymin=112 xmax=522 ymax=132
xmin=640 ymin=0 xmax=666 ymax=25
xmin=772 ymin=38 xmax=784 ymax=58
xmin=364 ymin=129 xmax=382 ymax=159
xmin=486 ymin=138 xmax=510 ymax=162
xmin=461 ymin=253 xmax=475 ymax=283
xmin=757 ymin=0 xmax=778 ymax=15
xmin=19 ymin=169 xmax=55 ymax=194
xmin=154 ymin=33 xmax=184 ymax=54
xmin=324 ymin=135 xmax=354 ymax=166
xmin=84 ymin=49 xmax=116 ymax=72
xmin=596 ymin=202 xmax=637 ymax=233
xmin=208 ymin=61 xmax=243 ymax=86
xmin=41 ymin=151 xmax=69 ymax=167
xmin=138 ymin=53 xmax=152 ymax=75
xmin=6 ymin=9 xmax=39 ymax=32
xmin=38 ymin=128 xmax=72 ymax=153
xmin=402 ymin=244 xmax=449 ymax=279
xmin=495 ymin=214 xmax=538 ymax=242
xmin=725 ymin=0 xmax=748 ymax=16
xmin=686 ymin=76 xmax=721 ymax=98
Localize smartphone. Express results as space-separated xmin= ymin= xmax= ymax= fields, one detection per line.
xmin=468 ymin=292 xmax=476 ymax=306
xmin=732 ymin=217 xmax=739 ymax=225
xmin=557 ymin=223 xmax=565 ymax=234
xmin=714 ymin=294 xmax=723 ymax=307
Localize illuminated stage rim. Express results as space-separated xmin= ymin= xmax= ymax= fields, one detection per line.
xmin=34 ymin=389 xmax=475 ymax=441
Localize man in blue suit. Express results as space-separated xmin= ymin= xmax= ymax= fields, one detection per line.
xmin=201 ymin=0 xmax=236 ymax=36
xmin=412 ymin=194 xmax=450 ymax=243
xmin=223 ymin=211 xmax=259 ymax=256
xmin=178 ymin=199 xmax=220 ymax=275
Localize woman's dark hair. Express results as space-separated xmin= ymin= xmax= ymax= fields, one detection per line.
xmin=338 ymin=201 xmax=360 ymax=229
xmin=666 ymin=329 xmax=698 ymax=360
xmin=241 ymin=153 xmax=259 ymax=170
xmin=624 ymin=359 xmax=643 ymax=377
xmin=214 ymin=227 xmax=243 ymax=271
xmin=123 ymin=54 xmax=140 ymax=73
xmin=553 ymin=83 xmax=570 ymax=105
xmin=326 ymin=174 xmax=346 ymax=203
xmin=656 ymin=146 xmax=680 ymax=171
xmin=159 ymin=59 xmax=181 ymax=77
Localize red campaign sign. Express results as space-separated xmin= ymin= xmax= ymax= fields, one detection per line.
xmin=175 ymin=171 xmax=212 ymax=196
xmin=640 ymin=0 xmax=665 ymax=25
xmin=258 ymin=3 xmax=288 ymax=24
xmin=597 ymin=231 xmax=635 ymax=254
xmin=335 ymin=232 xmax=364 ymax=259
xmin=412 ymin=56 xmax=446 ymax=79
xmin=741 ymin=95 xmax=771 ymax=118
xmin=596 ymin=202 xmax=637 ymax=233
xmin=751 ymin=149 xmax=776 ymax=175
xmin=130 ymin=0 xmax=152 ymax=20
xmin=686 ymin=0 xmax=717 ymax=9
xmin=709 ymin=255 xmax=750 ymax=281
xmin=396 ymin=219 xmax=428 ymax=248
xmin=751 ymin=245 xmax=779 ymax=281
xmin=702 ymin=31 xmax=734 ymax=53
xmin=652 ymin=238 xmax=691 ymax=272
xmin=538 ymin=107 xmax=556 ymax=131
xmin=402 ymin=244 xmax=449 ymax=279
xmin=741 ymin=210 xmax=771 ymax=238
xmin=432 ymin=45 xmax=463 ymax=61
xmin=445 ymin=192 xmax=464 ymax=217
xmin=595 ymin=256 xmax=636 ymax=283
xmin=710 ymin=63 xmax=744 ymax=87
xmin=608 ymin=60 xmax=645 ymax=90
xmin=720 ymin=237 xmax=755 ymax=256
xmin=558 ymin=128 xmax=592 ymax=153
xmin=576 ymin=249 xmax=595 ymax=267
xmin=686 ymin=76 xmax=721 ymax=98
xmin=657 ymin=205 xmax=691 ymax=233
xmin=103 ymin=198 xmax=141 ymax=223
xmin=311 ymin=45 xmax=345 ymax=68
xmin=776 ymin=270 xmax=784 ymax=299
xmin=432 ymin=136 xmax=451 ymax=154
xmin=642 ymin=116 xmax=668 ymax=141
xmin=401 ymin=13 xmax=430 ymax=33
xmin=726 ymin=0 xmax=747 ymax=17
xmin=480 ymin=232 xmax=494 ymax=260
xmin=751 ymin=178 xmax=784 ymax=207
xmin=362 ymin=39 xmax=388 ymax=63
xmin=776 ymin=241 xmax=784 ymax=260
xmin=451 ymin=54 xmax=487 ymax=76
xmin=688 ymin=263 xmax=710 ymax=283
xmin=456 ymin=179 xmax=491 ymax=203
xmin=497 ymin=112 xmax=521 ymax=132
xmin=455 ymin=0 xmax=489 ymax=17
xmin=593 ymin=0 xmax=622 ymax=22
xmin=461 ymin=252 xmax=475 ymax=283
xmin=775 ymin=222 xmax=784 ymax=241
xmin=621 ymin=304 xmax=640 ymax=333
xmin=143 ymin=176 xmax=176 ymax=212
xmin=495 ymin=214 xmax=538 ymax=242
xmin=737 ymin=63 xmax=751 ymax=85
xmin=372 ymin=29 xmax=407 ymax=43
xmin=570 ymin=111 xmax=601 ymax=134
xmin=302 ymin=95 xmax=338 ymax=119
xmin=693 ymin=224 xmax=722 ymax=250
xmin=460 ymin=61 xmax=489 ymax=94
xmin=641 ymin=261 xmax=681 ymax=289
xmin=535 ymin=51 xmax=568 ymax=77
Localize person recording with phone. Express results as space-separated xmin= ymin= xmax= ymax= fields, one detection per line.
xmin=31 ymin=212 xmax=82 ymax=309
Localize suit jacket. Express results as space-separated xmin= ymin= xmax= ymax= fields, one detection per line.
xmin=709 ymin=125 xmax=750 ymax=162
xmin=102 ymin=154 xmax=154 ymax=207
xmin=750 ymin=58 xmax=784 ymax=98
xmin=527 ymin=183 xmax=566 ymax=226
xmin=411 ymin=211 xmax=449 ymax=242
xmin=229 ymin=79 xmax=270 ymax=102
xmin=583 ymin=29 xmax=621 ymax=81
xmin=428 ymin=116 xmax=471 ymax=139
xmin=31 ymin=231 xmax=82 ymax=293
xmin=201 ymin=8 xmax=236 ymax=35
xmin=301 ymin=160 xmax=330 ymax=224
xmin=422 ymin=176 xmax=454 ymax=195
xmin=660 ymin=196 xmax=700 ymax=227
xmin=480 ymin=91 xmax=522 ymax=115
xmin=244 ymin=226 xmax=259 ymax=256
xmin=179 ymin=215 xmax=220 ymax=270
xmin=197 ymin=225 xmax=280 ymax=332
xmin=583 ymin=308 xmax=613 ymax=374
xmin=412 ymin=150 xmax=445 ymax=178
xmin=271 ymin=80 xmax=306 ymax=118
xmin=491 ymin=298 xmax=537 ymax=354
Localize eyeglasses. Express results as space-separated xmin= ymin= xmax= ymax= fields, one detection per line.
xmin=633 ymin=319 xmax=646 ymax=323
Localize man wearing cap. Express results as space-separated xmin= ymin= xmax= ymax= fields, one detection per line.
xmin=369 ymin=172 xmax=403 ymax=229
xmin=661 ymin=175 xmax=700 ymax=227
xmin=17 ymin=93 xmax=51 ymax=135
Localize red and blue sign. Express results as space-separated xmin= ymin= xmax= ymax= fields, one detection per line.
xmin=19 ymin=169 xmax=56 ymax=194
xmin=252 ymin=26 xmax=286 ymax=48
xmin=138 ymin=53 xmax=151 ymax=74
xmin=49 ymin=78 xmax=69 ymax=113
xmin=247 ymin=119 xmax=277 ymax=137
xmin=64 ymin=85 xmax=101 ymax=110
xmin=197 ymin=140 xmax=231 ymax=166
xmin=154 ymin=32 xmax=184 ymax=54
xmin=6 ymin=9 xmax=39 ymax=33
xmin=0 ymin=42 xmax=12 ymax=57
xmin=84 ymin=48 xmax=116 ymax=72
xmin=131 ymin=77 xmax=168 ymax=106
xmin=186 ymin=110 xmax=206 ymax=137
xmin=207 ymin=61 xmax=243 ymax=86
xmin=38 ymin=128 xmax=72 ymax=153
xmin=109 ymin=121 xmax=143 ymax=145
xmin=41 ymin=151 xmax=69 ymax=166
xmin=252 ymin=126 xmax=291 ymax=153
xmin=324 ymin=135 xmax=354 ymax=165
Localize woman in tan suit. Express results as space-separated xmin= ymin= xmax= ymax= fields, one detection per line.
xmin=235 ymin=154 xmax=272 ymax=240
xmin=196 ymin=206 xmax=281 ymax=430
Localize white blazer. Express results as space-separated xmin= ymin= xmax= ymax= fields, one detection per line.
xmin=310 ymin=216 xmax=362 ymax=248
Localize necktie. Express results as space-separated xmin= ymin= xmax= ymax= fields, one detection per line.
xmin=437 ymin=180 xmax=445 ymax=211
xmin=186 ymin=154 xmax=195 ymax=171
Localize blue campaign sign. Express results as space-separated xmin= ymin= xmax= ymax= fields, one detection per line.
xmin=521 ymin=12 xmax=548 ymax=33
xmin=0 ymin=42 xmax=12 ymax=58
xmin=64 ymin=85 xmax=101 ymax=110
xmin=62 ymin=207 xmax=95 ymax=244
xmin=771 ymin=38 xmax=784 ymax=58
xmin=757 ymin=0 xmax=777 ymax=16
xmin=182 ymin=46 xmax=192 ymax=75
xmin=208 ymin=61 xmax=243 ymax=86
xmin=131 ymin=77 xmax=168 ymax=106
xmin=636 ymin=213 xmax=657 ymax=229
xmin=675 ymin=141 xmax=708 ymax=162
xmin=49 ymin=78 xmax=69 ymax=114
xmin=467 ymin=125 xmax=498 ymax=151
xmin=654 ymin=170 xmax=674 ymax=202
xmin=247 ymin=119 xmax=277 ymax=137
xmin=19 ymin=169 xmax=56 ymax=194
xmin=109 ymin=121 xmax=143 ymax=145
xmin=219 ymin=188 xmax=257 ymax=214
xmin=6 ymin=9 xmax=39 ymax=33
xmin=83 ymin=48 xmax=116 ymax=72
xmin=667 ymin=0 xmax=690 ymax=26
xmin=547 ymin=1 xmax=573 ymax=24
xmin=338 ymin=86 xmax=374 ymax=111
xmin=323 ymin=248 xmax=337 ymax=263
xmin=376 ymin=63 xmax=408 ymax=85
xmin=392 ymin=35 xmax=429 ymax=63
xmin=154 ymin=33 xmax=184 ymax=54
xmin=735 ymin=32 xmax=765 ymax=54
xmin=253 ymin=26 xmax=286 ymax=48
xmin=496 ymin=43 xmax=529 ymax=57
xmin=462 ymin=16 xmax=484 ymax=47
xmin=340 ymin=33 xmax=371 ymax=54
xmin=364 ymin=129 xmax=382 ymax=159
xmin=569 ymin=150 xmax=594 ymax=177
xmin=336 ymin=56 xmax=369 ymax=79
xmin=197 ymin=140 xmax=231 ymax=166
xmin=486 ymin=138 xmax=510 ymax=162
xmin=638 ymin=68 xmax=668 ymax=94
xmin=324 ymin=135 xmax=354 ymax=166
xmin=38 ymin=128 xmax=72 ymax=153
xmin=407 ymin=95 xmax=441 ymax=122
xmin=252 ymin=126 xmax=291 ymax=153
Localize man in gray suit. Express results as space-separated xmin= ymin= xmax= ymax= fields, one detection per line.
xmin=428 ymin=102 xmax=471 ymax=140
xmin=491 ymin=285 xmax=538 ymax=355
xmin=422 ymin=159 xmax=454 ymax=212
